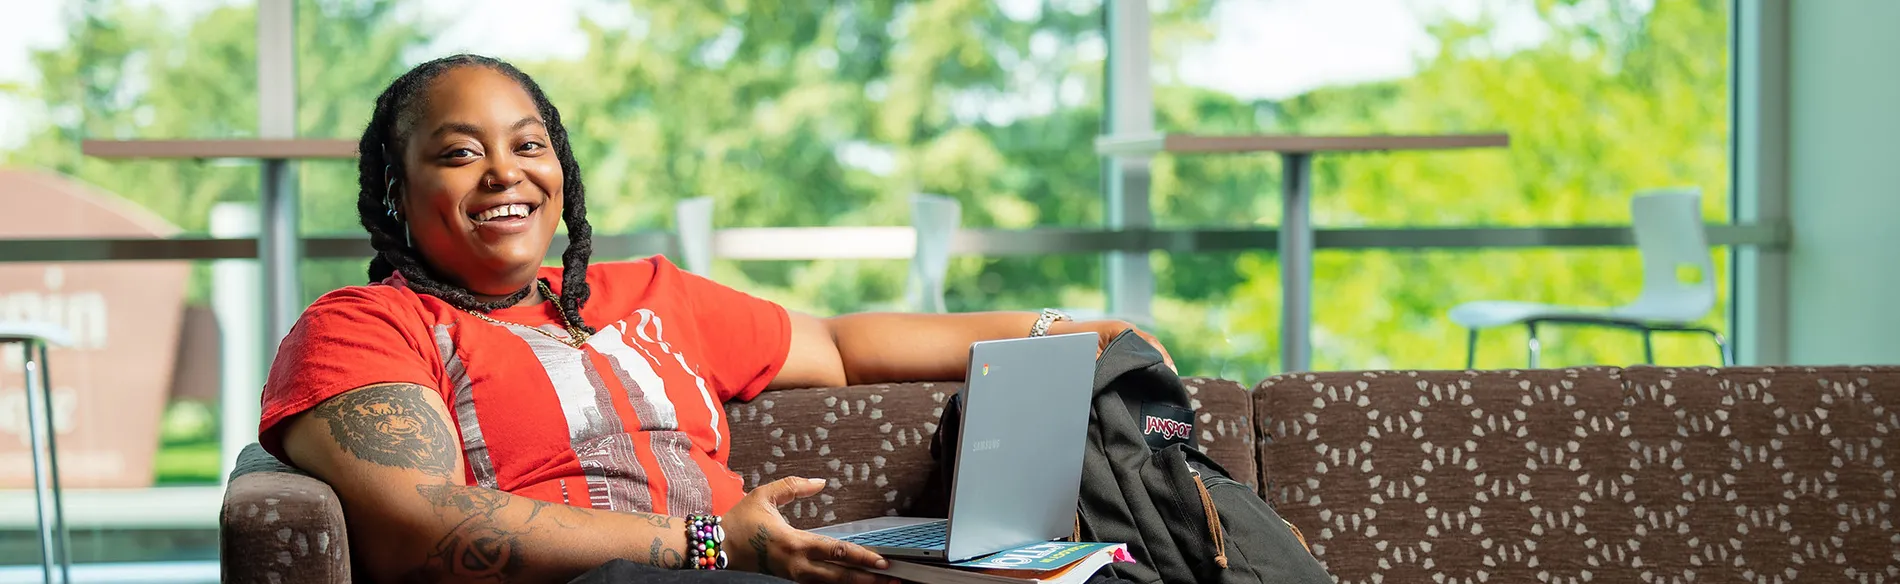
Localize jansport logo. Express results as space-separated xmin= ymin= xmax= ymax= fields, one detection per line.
xmin=1143 ymin=415 xmax=1190 ymax=440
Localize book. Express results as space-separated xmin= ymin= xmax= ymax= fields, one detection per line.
xmin=862 ymin=542 xmax=1133 ymax=584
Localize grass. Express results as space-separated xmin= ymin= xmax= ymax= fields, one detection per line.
xmin=153 ymin=440 xmax=223 ymax=485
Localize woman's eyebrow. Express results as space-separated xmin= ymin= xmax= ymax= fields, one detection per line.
xmin=428 ymin=117 xmax=543 ymax=140
xmin=430 ymin=121 xmax=484 ymax=139
xmin=510 ymin=116 xmax=545 ymax=132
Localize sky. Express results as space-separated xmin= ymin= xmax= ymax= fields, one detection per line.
xmin=0 ymin=0 xmax=1547 ymax=149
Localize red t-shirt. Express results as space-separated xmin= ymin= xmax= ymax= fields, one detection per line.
xmin=258 ymin=256 xmax=790 ymax=516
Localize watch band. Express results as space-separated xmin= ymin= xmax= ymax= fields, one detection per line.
xmin=1029 ymin=308 xmax=1072 ymax=337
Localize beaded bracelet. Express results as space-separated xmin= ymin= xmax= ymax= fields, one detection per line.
xmin=685 ymin=513 xmax=728 ymax=570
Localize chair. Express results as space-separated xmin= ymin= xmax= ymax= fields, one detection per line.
xmin=0 ymin=321 xmax=75 ymax=584
xmin=674 ymin=196 xmax=715 ymax=276
xmin=904 ymin=193 xmax=960 ymax=313
xmin=1449 ymin=189 xmax=1731 ymax=368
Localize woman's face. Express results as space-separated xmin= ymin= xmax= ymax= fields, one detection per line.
xmin=397 ymin=66 xmax=564 ymax=299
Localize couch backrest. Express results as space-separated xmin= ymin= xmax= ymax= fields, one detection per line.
xmin=1255 ymin=366 xmax=1900 ymax=582
xmin=723 ymin=377 xmax=1260 ymax=530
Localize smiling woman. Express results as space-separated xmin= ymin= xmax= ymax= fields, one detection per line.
xmin=261 ymin=54 xmax=1168 ymax=584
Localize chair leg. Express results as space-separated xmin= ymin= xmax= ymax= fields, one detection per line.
xmin=1526 ymin=321 xmax=1542 ymax=369
xmin=1465 ymin=328 xmax=1478 ymax=370
xmin=1700 ymin=329 xmax=1733 ymax=366
xmin=1642 ymin=328 xmax=1655 ymax=365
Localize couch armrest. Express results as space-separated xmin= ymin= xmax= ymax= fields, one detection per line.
xmin=1183 ymin=377 xmax=1258 ymax=490
xmin=725 ymin=382 xmax=959 ymax=530
xmin=221 ymin=443 xmax=351 ymax=584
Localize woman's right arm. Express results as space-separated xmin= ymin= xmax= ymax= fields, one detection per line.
xmin=279 ymin=382 xmax=692 ymax=582
xmin=279 ymin=382 xmax=894 ymax=584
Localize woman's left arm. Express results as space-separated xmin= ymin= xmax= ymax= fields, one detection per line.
xmin=766 ymin=311 xmax=1172 ymax=390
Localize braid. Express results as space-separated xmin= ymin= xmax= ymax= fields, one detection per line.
xmin=356 ymin=54 xmax=595 ymax=333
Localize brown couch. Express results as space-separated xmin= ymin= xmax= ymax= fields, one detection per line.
xmin=223 ymin=367 xmax=1900 ymax=582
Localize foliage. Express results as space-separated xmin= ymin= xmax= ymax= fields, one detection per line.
xmin=2 ymin=0 xmax=1731 ymax=384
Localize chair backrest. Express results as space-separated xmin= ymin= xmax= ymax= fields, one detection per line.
xmin=674 ymin=197 xmax=715 ymax=276
xmin=905 ymin=194 xmax=960 ymax=313
xmin=1628 ymin=189 xmax=1716 ymax=319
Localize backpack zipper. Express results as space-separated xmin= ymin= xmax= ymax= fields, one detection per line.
xmin=1188 ymin=465 xmax=1230 ymax=569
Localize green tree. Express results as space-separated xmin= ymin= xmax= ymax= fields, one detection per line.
xmin=1148 ymin=0 xmax=1731 ymax=376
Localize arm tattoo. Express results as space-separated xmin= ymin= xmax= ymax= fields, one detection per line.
xmin=521 ymin=497 xmax=585 ymax=530
xmin=649 ymin=537 xmax=688 ymax=569
xmin=628 ymin=511 xmax=674 ymax=529
xmin=406 ymin=485 xmax=528 ymax=582
xmin=749 ymin=527 xmax=775 ymax=576
xmin=405 ymin=484 xmax=587 ymax=582
xmin=313 ymin=384 xmax=457 ymax=477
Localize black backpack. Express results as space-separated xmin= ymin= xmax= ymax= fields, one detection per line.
xmin=917 ymin=331 xmax=1333 ymax=584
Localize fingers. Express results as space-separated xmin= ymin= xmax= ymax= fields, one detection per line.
xmin=761 ymin=476 xmax=830 ymax=506
xmin=779 ymin=531 xmax=893 ymax=584
xmin=820 ymin=535 xmax=888 ymax=570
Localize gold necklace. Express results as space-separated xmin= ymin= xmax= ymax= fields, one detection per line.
xmin=464 ymin=279 xmax=591 ymax=349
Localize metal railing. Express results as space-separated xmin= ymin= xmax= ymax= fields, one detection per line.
xmin=0 ymin=223 xmax=1786 ymax=263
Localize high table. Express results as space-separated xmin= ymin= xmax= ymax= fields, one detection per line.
xmin=1095 ymin=133 xmax=1510 ymax=372
xmin=82 ymin=138 xmax=356 ymax=343
xmin=82 ymin=138 xmax=358 ymax=484
xmin=2 ymin=321 xmax=74 ymax=584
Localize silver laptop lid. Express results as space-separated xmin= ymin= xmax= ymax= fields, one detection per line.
xmin=941 ymin=332 xmax=1099 ymax=562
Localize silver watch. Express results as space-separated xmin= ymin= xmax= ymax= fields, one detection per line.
xmin=1029 ymin=308 xmax=1072 ymax=337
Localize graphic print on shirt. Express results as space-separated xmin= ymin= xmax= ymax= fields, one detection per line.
xmin=631 ymin=308 xmax=725 ymax=451
xmin=506 ymin=324 xmax=656 ymax=512
xmin=590 ymin=319 xmax=712 ymax=515
xmin=434 ymin=323 xmax=499 ymax=489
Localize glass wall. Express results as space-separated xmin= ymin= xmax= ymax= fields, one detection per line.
xmin=296 ymin=0 xmax=1110 ymax=313
xmin=1149 ymin=0 xmax=1733 ymax=375
xmin=1 ymin=0 xmax=260 ymax=575
xmin=0 ymin=0 xmax=1738 ymax=578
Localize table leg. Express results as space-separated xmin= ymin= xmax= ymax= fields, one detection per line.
xmin=260 ymin=158 xmax=300 ymax=350
xmin=23 ymin=342 xmax=70 ymax=584
xmin=1280 ymin=152 xmax=1312 ymax=373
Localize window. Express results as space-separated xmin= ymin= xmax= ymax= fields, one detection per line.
xmin=1147 ymin=0 xmax=1732 ymax=375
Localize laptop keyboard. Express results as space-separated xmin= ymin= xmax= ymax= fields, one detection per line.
xmin=840 ymin=520 xmax=948 ymax=549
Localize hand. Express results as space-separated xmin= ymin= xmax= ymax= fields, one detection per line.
xmin=1047 ymin=319 xmax=1176 ymax=372
xmin=723 ymin=477 xmax=898 ymax=584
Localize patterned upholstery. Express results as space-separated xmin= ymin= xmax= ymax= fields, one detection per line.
xmin=723 ymin=377 xmax=1259 ymax=529
xmin=1186 ymin=377 xmax=1260 ymax=490
xmin=224 ymin=443 xmax=354 ymax=584
xmin=725 ymin=382 xmax=959 ymax=529
xmin=1256 ymin=366 xmax=1900 ymax=583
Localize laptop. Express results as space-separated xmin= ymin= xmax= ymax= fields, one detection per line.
xmin=807 ymin=332 xmax=1099 ymax=563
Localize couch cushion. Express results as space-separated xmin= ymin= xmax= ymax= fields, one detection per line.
xmin=1617 ymin=365 xmax=1900 ymax=581
xmin=1256 ymin=366 xmax=1900 ymax=583
xmin=726 ymin=382 xmax=959 ymax=529
xmin=1257 ymin=367 xmax=1627 ymax=582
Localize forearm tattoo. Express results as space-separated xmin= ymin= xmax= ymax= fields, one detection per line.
xmin=407 ymin=485 xmax=529 ymax=582
xmin=313 ymin=384 xmax=457 ymax=478
xmin=649 ymin=537 xmax=687 ymax=569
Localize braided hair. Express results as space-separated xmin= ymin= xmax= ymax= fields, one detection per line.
xmin=355 ymin=54 xmax=595 ymax=334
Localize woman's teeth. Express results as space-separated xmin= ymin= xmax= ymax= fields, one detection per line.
xmin=475 ymin=203 xmax=531 ymax=221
